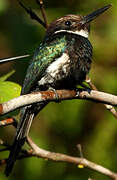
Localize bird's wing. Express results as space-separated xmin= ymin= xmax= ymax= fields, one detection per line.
xmin=22 ymin=35 xmax=67 ymax=94
xmin=5 ymin=35 xmax=67 ymax=176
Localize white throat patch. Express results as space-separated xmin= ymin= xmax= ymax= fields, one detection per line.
xmin=55 ymin=29 xmax=89 ymax=38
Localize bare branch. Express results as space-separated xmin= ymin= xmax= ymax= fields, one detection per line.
xmin=0 ymin=118 xmax=14 ymax=127
xmin=24 ymin=137 xmax=117 ymax=180
xmin=86 ymin=76 xmax=117 ymax=118
xmin=0 ymin=117 xmax=18 ymax=127
xmin=36 ymin=0 xmax=48 ymax=28
xmin=77 ymin=144 xmax=84 ymax=158
xmin=0 ymin=89 xmax=117 ymax=116
xmin=1 ymin=118 xmax=117 ymax=179
xmin=1 ymin=138 xmax=117 ymax=180
xmin=18 ymin=1 xmax=46 ymax=28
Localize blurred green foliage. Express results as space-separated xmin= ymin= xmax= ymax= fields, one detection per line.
xmin=0 ymin=0 xmax=117 ymax=179
xmin=0 ymin=70 xmax=21 ymax=103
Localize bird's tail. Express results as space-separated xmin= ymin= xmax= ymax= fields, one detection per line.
xmin=4 ymin=136 xmax=26 ymax=177
xmin=5 ymin=102 xmax=48 ymax=176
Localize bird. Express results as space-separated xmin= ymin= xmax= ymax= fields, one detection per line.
xmin=5 ymin=4 xmax=111 ymax=176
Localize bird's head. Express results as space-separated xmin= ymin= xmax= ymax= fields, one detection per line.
xmin=46 ymin=4 xmax=111 ymax=38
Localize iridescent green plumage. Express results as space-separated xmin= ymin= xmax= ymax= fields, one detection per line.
xmin=22 ymin=36 xmax=67 ymax=94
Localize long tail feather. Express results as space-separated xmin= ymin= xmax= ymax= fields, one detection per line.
xmin=5 ymin=138 xmax=25 ymax=176
xmin=5 ymin=102 xmax=48 ymax=176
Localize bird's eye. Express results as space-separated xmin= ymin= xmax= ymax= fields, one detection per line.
xmin=65 ymin=20 xmax=72 ymax=27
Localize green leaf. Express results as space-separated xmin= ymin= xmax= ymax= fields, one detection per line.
xmin=0 ymin=81 xmax=21 ymax=103
xmin=0 ymin=70 xmax=15 ymax=81
xmin=0 ymin=71 xmax=21 ymax=110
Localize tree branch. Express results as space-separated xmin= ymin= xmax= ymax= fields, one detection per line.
xmin=20 ymin=137 xmax=117 ymax=180
xmin=86 ymin=76 xmax=117 ymax=118
xmin=1 ymin=117 xmax=117 ymax=179
xmin=1 ymin=135 xmax=117 ymax=179
xmin=18 ymin=0 xmax=46 ymax=28
xmin=36 ymin=0 xmax=48 ymax=28
xmin=0 ymin=118 xmax=15 ymax=127
xmin=0 ymin=89 xmax=117 ymax=116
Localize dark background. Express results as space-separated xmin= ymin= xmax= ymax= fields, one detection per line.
xmin=0 ymin=0 xmax=117 ymax=179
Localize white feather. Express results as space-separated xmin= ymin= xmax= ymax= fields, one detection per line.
xmin=46 ymin=53 xmax=69 ymax=74
xmin=55 ymin=29 xmax=89 ymax=38
xmin=38 ymin=53 xmax=69 ymax=86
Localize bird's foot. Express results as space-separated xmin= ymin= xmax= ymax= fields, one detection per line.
xmin=48 ymin=87 xmax=61 ymax=103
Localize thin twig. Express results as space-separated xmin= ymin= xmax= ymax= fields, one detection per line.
xmin=0 ymin=148 xmax=9 ymax=152
xmin=1 ymin=89 xmax=117 ymax=116
xmin=0 ymin=54 xmax=30 ymax=64
xmin=86 ymin=76 xmax=117 ymax=118
xmin=77 ymin=144 xmax=83 ymax=158
xmin=18 ymin=0 xmax=46 ymax=28
xmin=36 ymin=0 xmax=48 ymax=28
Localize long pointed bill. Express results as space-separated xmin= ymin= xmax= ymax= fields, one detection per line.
xmin=81 ymin=4 xmax=112 ymax=25
xmin=0 ymin=54 xmax=30 ymax=63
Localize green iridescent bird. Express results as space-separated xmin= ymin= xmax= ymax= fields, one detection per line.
xmin=5 ymin=4 xmax=111 ymax=176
